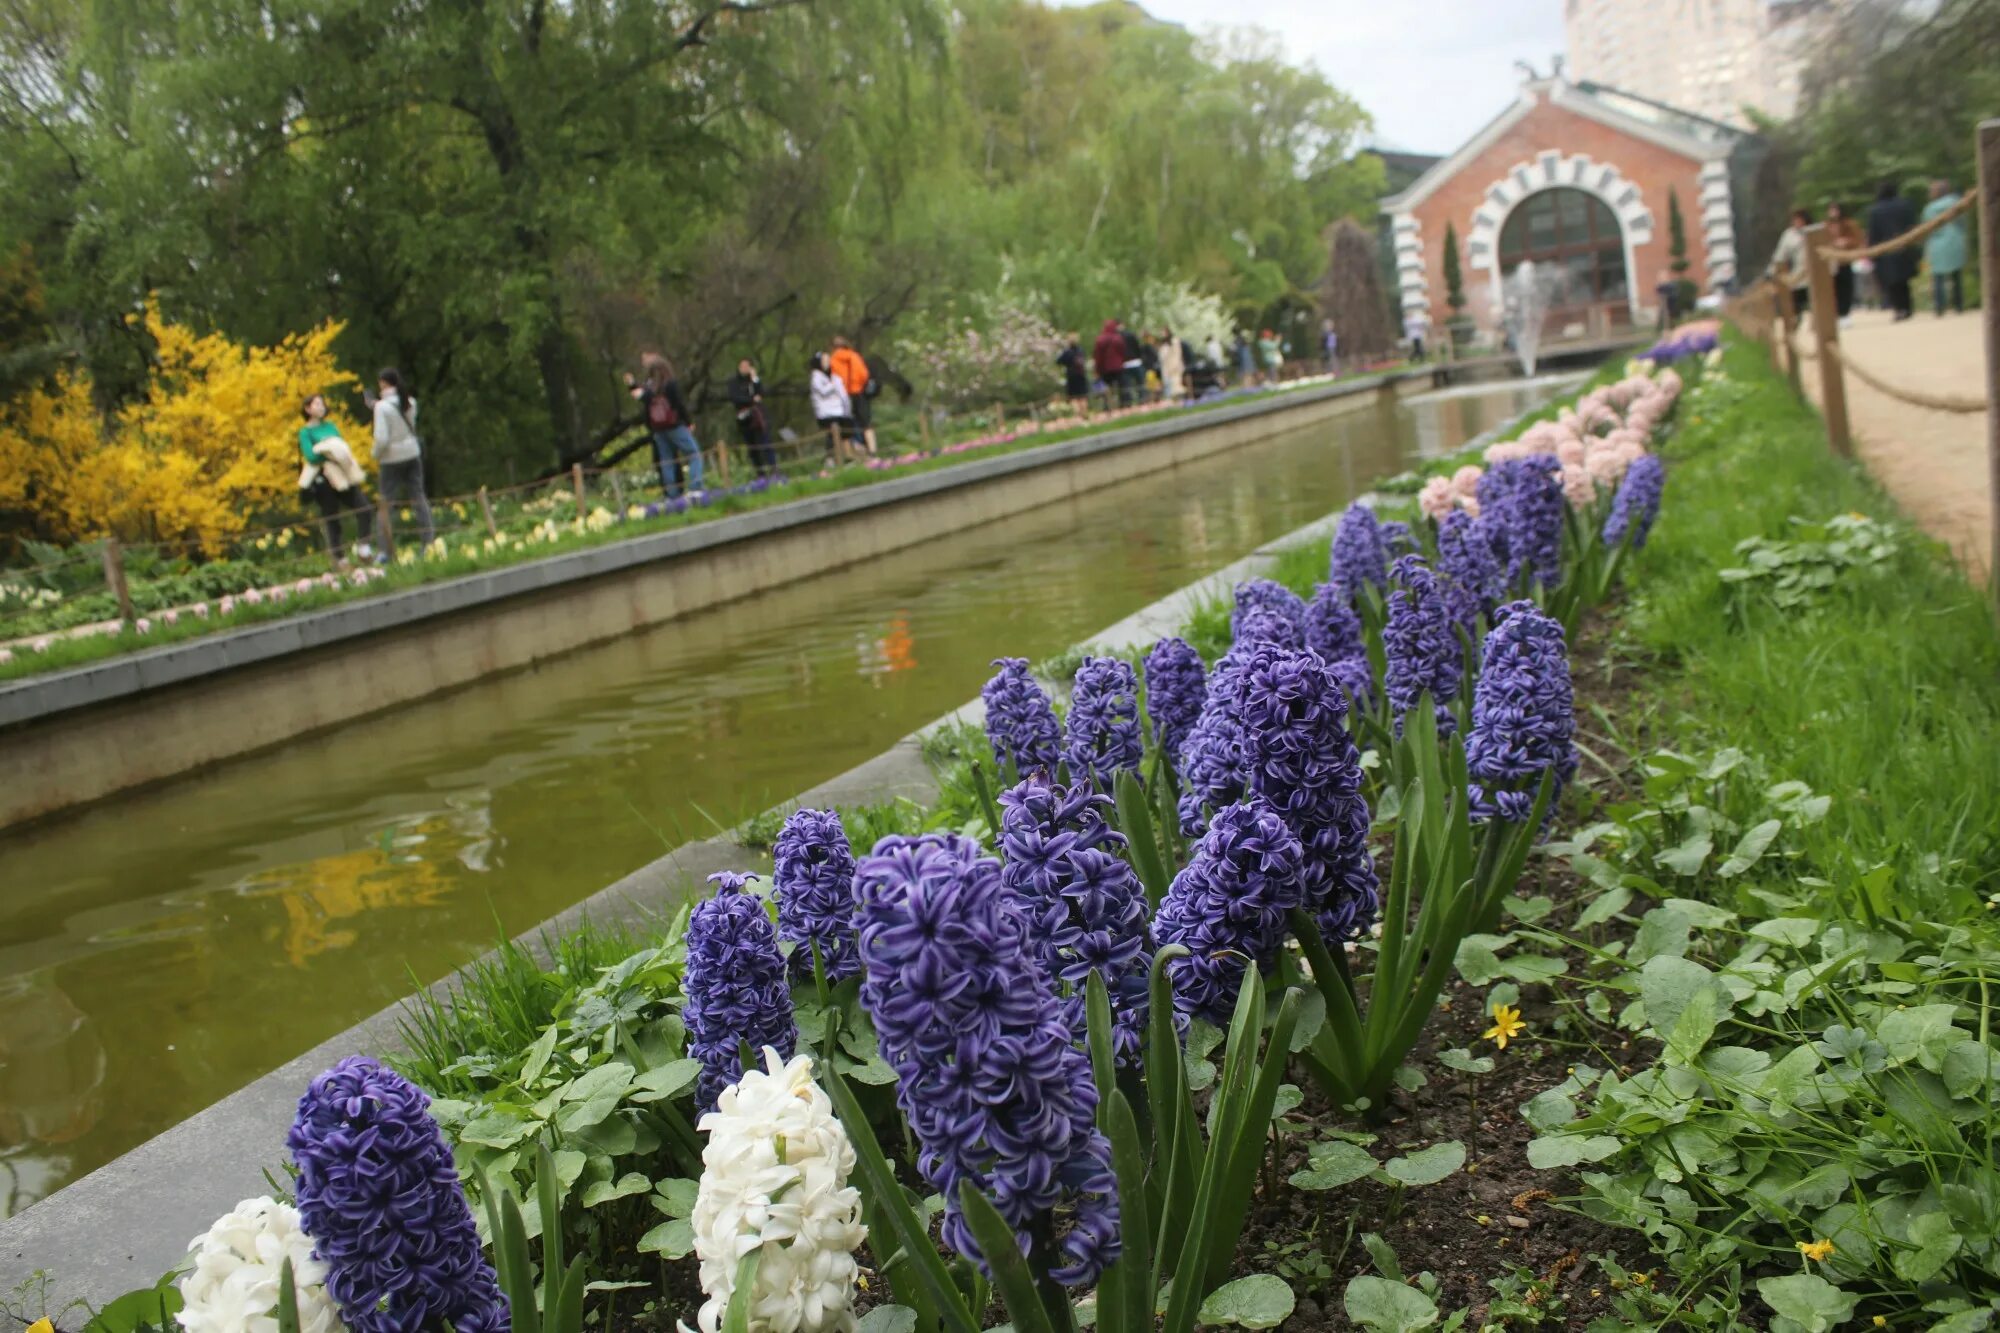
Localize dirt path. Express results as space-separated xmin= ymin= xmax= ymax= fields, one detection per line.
xmin=1792 ymin=308 xmax=1991 ymax=585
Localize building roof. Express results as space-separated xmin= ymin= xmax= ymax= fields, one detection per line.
xmin=1380 ymin=75 xmax=1745 ymax=214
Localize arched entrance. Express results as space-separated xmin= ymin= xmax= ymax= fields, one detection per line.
xmin=1498 ymin=187 xmax=1631 ymax=335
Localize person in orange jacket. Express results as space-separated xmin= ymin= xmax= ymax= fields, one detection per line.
xmin=829 ymin=336 xmax=877 ymax=456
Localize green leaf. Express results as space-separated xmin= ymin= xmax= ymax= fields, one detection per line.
xmin=1665 ymin=986 xmax=1722 ymax=1065
xmin=1639 ymin=955 xmax=1732 ymax=1038
xmin=580 ymin=1172 xmax=652 ymax=1208
xmin=835 ymin=1053 xmax=901 ymax=1085
xmin=459 ymin=1109 xmax=541 ymax=1149
xmin=1892 ymin=1210 xmax=1962 ymax=1282
xmin=1289 ymin=1141 xmax=1377 ymax=1190
xmin=637 ymin=1217 xmax=695 ymax=1258
xmin=519 ymin=1026 xmax=560 ymax=1088
xmin=1269 ymin=1083 xmax=1303 ymax=1120
xmin=83 ymin=1276 xmax=184 ymax=1333
xmin=856 ymin=1308 xmax=920 ymax=1333
xmin=561 ymin=1062 xmax=636 ymax=1103
xmin=722 ymin=1251 xmax=763 ymax=1333
xmin=1941 ymin=1040 xmax=1998 ymax=1100
xmin=1435 ymin=1048 xmax=1494 ymax=1075
xmin=1381 ymin=1142 xmax=1464 ymax=1188
xmin=1878 ymin=1004 xmax=1961 ymax=1069
xmin=1341 ymin=1275 xmax=1438 ymax=1332
xmin=1573 ymin=885 xmax=1632 ymax=928
xmin=1717 ymin=819 xmax=1782 ymax=877
xmin=1197 ymin=1275 xmax=1294 ymax=1329
xmin=557 ymin=1094 xmax=625 ymax=1133
xmin=627 ymin=1059 xmax=701 ymax=1103
xmin=653 ymin=1176 xmax=700 ymax=1218
xmin=957 ymin=1184 xmax=1058 ymax=1333
xmin=1753 ymin=1274 xmax=1854 ymax=1333
xmin=1525 ymin=1135 xmax=1621 ymax=1169
xmin=1653 ymin=829 xmax=1713 ymax=877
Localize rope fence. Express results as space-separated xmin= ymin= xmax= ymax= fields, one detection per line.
xmin=1814 ymin=190 xmax=1977 ymax=264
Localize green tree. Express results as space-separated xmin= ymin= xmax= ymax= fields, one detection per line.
xmin=1667 ymin=188 xmax=1691 ymax=277
xmin=1443 ymin=221 xmax=1467 ymax=313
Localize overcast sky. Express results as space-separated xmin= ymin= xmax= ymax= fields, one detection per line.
xmin=1051 ymin=1 xmax=1570 ymax=155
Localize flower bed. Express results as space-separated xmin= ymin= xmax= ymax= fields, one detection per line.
xmin=42 ymin=334 xmax=1997 ymax=1333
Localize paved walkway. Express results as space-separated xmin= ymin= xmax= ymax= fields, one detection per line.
xmin=1793 ymin=308 xmax=1991 ymax=586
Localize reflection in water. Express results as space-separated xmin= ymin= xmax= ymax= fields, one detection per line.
xmin=0 ymin=382 xmax=1555 ymax=1212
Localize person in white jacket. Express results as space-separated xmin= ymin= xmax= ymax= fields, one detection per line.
xmin=1156 ymin=329 xmax=1186 ymax=404
xmin=808 ymin=351 xmax=854 ymax=463
xmin=371 ymin=367 xmax=435 ymax=546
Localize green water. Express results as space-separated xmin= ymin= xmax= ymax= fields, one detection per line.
xmin=0 ymin=381 xmax=1556 ymax=1216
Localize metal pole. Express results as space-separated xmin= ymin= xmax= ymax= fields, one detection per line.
xmin=1979 ymin=118 xmax=2000 ymax=610
xmin=1803 ymin=223 xmax=1852 ymax=457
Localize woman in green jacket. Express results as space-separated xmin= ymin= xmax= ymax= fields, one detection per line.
xmin=299 ymin=394 xmax=376 ymax=562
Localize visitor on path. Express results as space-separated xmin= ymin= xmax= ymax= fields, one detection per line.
xmin=1202 ymin=332 xmax=1225 ymax=372
xmin=727 ymin=359 xmax=777 ymax=478
xmin=1119 ymin=322 xmax=1146 ymax=404
xmin=1825 ymin=202 xmax=1863 ymax=323
xmin=297 ymin=394 xmax=375 ymax=563
xmin=1157 ymin=328 xmax=1185 ymax=405
xmin=1922 ymin=178 xmax=1968 ymax=317
xmin=808 ymin=351 xmax=854 ymax=461
xmin=1320 ymin=318 xmax=1339 ymax=375
xmin=829 ymin=336 xmax=877 ymax=456
xmin=1866 ymin=180 xmax=1918 ymax=321
xmin=1767 ymin=208 xmax=1813 ymax=316
xmin=1403 ymin=308 xmax=1428 ymax=362
xmin=1256 ymin=328 xmax=1282 ymax=384
xmin=1232 ymin=332 xmax=1254 ymax=386
xmin=1654 ymin=267 xmax=1681 ymax=332
xmin=1093 ymin=319 xmax=1130 ymax=407
xmin=370 ymin=368 xmax=435 ymax=546
xmin=626 ymin=354 xmax=703 ymax=498
xmin=1056 ymin=333 xmax=1091 ymax=406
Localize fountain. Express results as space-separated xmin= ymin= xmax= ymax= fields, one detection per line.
xmin=1500 ymin=259 xmax=1564 ymax=376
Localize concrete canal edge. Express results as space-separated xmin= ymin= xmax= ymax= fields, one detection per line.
xmin=1 ymin=372 xmax=1427 ymax=832
xmin=0 ymin=490 xmax=1364 ymax=1313
xmin=0 ymin=377 xmax=1573 ymax=1309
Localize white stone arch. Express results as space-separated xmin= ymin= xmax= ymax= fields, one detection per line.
xmin=1464 ymin=151 xmax=1655 ymax=323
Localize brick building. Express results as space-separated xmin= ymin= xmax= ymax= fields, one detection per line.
xmin=1382 ymin=72 xmax=1764 ymax=345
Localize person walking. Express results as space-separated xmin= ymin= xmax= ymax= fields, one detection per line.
xmin=1119 ymin=322 xmax=1146 ymax=405
xmin=1866 ymin=180 xmax=1918 ymax=321
xmin=370 ymin=368 xmax=435 ymax=546
xmin=1767 ymin=207 xmax=1812 ymax=317
xmin=1921 ymin=178 xmax=1968 ymax=316
xmin=1825 ymin=202 xmax=1864 ymax=323
xmin=727 ymin=359 xmax=777 ymax=478
xmin=828 ymin=336 xmax=877 ymax=457
xmin=1157 ymin=328 xmax=1186 ymax=405
xmin=1319 ymin=318 xmax=1339 ymax=376
xmin=298 ymin=394 xmax=375 ymax=563
xmin=1403 ymin=308 xmax=1429 ymax=362
xmin=625 ymin=353 xmax=704 ymax=498
xmin=1256 ymin=328 xmax=1282 ymax=384
xmin=808 ymin=351 xmax=854 ymax=462
xmin=1056 ymin=333 xmax=1091 ymax=408
xmin=1092 ymin=319 xmax=1130 ymax=408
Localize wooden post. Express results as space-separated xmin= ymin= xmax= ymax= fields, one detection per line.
xmin=714 ymin=434 xmax=732 ymax=488
xmin=919 ymin=409 xmax=932 ymax=450
xmin=1803 ymin=223 xmax=1852 ymax=457
xmin=609 ymin=471 xmax=625 ymax=514
xmin=994 ymin=401 xmax=1006 ymax=431
xmin=572 ymin=462 xmax=587 ymax=515
xmin=377 ymin=493 xmax=396 ymax=559
xmin=1979 ymin=118 xmax=2000 ymax=611
xmin=101 ymin=536 xmax=134 ymax=626
xmin=829 ymin=421 xmax=844 ymax=465
xmin=477 ymin=485 xmax=499 ymax=538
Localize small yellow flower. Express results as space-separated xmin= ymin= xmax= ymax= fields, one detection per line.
xmin=1798 ymin=1238 xmax=1835 ymax=1262
xmin=1873 ymin=1318 xmax=1886 ymax=1328
xmin=29 ymin=1320 xmax=54 ymax=1333
xmin=1483 ymin=1002 xmax=1526 ymax=1050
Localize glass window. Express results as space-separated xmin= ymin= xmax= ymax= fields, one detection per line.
xmin=1498 ymin=188 xmax=1627 ymax=313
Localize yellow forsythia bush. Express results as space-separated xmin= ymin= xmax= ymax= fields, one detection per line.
xmin=0 ymin=300 xmax=368 ymax=553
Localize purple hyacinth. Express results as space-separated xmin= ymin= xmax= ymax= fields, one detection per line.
xmin=1304 ymin=581 xmax=1364 ymax=663
xmin=1238 ymin=645 xmax=1379 ymax=944
xmin=1478 ymin=456 xmax=1565 ymax=589
xmin=1151 ymin=800 xmax=1306 ymax=1022
xmin=1381 ymin=520 xmax=1417 ymax=557
xmin=998 ymin=778 xmax=1153 ymax=1063
xmin=772 ymin=809 xmax=860 ymax=983
xmin=1437 ymin=510 xmax=1504 ymax=632
xmin=1174 ymin=643 xmax=1258 ymax=835
xmin=1602 ymin=454 xmax=1665 ymax=550
xmin=1065 ymin=656 xmax=1143 ymax=786
xmin=1382 ymin=555 xmax=1463 ymax=736
xmin=982 ymin=657 xmax=1063 ymax=777
xmin=289 ymin=1057 xmax=508 ymax=1333
xmin=1326 ymin=653 xmax=1376 ymax=709
xmin=684 ymin=872 xmax=796 ymax=1112
xmin=1143 ymin=637 xmax=1206 ymax=764
xmin=1232 ymin=579 xmax=1307 ymax=640
xmin=855 ymin=833 xmax=1120 ymax=1287
xmin=1328 ymin=502 xmax=1389 ymax=599
xmin=1467 ymin=602 xmax=1577 ymax=826
xmin=1232 ymin=605 xmax=1305 ymax=650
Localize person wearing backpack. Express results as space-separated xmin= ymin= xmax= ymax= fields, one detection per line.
xmin=370 ymin=368 xmax=435 ymax=546
xmin=625 ymin=353 xmax=703 ymax=498
xmin=828 ymin=336 xmax=877 ymax=457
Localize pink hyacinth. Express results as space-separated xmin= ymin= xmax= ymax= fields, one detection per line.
xmin=268 ymin=585 xmax=288 ymax=603
xmin=162 ymin=609 xmax=179 ymax=627
xmin=1584 ymin=444 xmax=1627 ymax=488
xmin=1418 ymin=475 xmax=1456 ymax=521
xmin=296 ymin=578 xmax=315 ymax=594
xmin=192 ymin=602 xmax=209 ymax=619
xmin=0 ymin=648 xmax=12 ymax=665
xmin=30 ymin=637 xmax=51 ymax=653
xmin=243 ymin=587 xmax=263 ymax=605
xmin=219 ymin=595 xmax=236 ymax=615
xmin=321 ymin=572 xmax=340 ymax=589
xmin=135 ymin=617 xmax=152 ymax=634
xmin=1555 ymin=436 xmax=1586 ymax=467
xmin=1484 ymin=438 xmax=1533 ymax=464
xmin=1560 ymin=462 xmax=1597 ymax=510
xmin=1451 ymin=464 xmax=1484 ymax=498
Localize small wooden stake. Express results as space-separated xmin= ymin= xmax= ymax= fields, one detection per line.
xmin=572 ymin=462 xmax=587 ymax=515
xmin=1802 ymin=223 xmax=1851 ymax=457
xmin=101 ymin=536 xmax=134 ymax=626
xmin=1978 ymin=118 xmax=2000 ymax=611
xmin=377 ymin=493 xmax=396 ymax=560
xmin=477 ymin=485 xmax=499 ymax=538
xmin=609 ymin=472 xmax=625 ymax=513
xmin=920 ymin=409 xmax=932 ymax=450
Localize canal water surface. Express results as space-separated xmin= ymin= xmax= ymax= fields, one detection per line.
xmin=0 ymin=379 xmax=1564 ymax=1215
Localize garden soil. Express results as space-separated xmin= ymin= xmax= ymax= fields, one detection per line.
xmin=1793 ymin=308 xmax=1991 ymax=586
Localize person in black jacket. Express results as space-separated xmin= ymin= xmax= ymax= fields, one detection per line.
xmin=1119 ymin=322 xmax=1145 ymax=405
xmin=1055 ymin=333 xmax=1091 ymax=407
xmin=727 ymin=359 xmax=777 ymax=478
xmin=1865 ymin=179 xmax=1919 ymax=321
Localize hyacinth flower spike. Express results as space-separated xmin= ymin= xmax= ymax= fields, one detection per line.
xmin=684 ymin=871 xmax=796 ymax=1114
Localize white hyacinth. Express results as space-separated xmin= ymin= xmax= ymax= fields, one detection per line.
xmin=692 ymin=1049 xmax=866 ymax=1333
xmin=177 ymin=1197 xmax=348 ymax=1333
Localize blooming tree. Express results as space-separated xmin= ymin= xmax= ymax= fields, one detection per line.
xmin=893 ymin=290 xmax=1063 ymax=411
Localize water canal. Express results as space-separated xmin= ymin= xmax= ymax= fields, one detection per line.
xmin=0 ymin=378 xmax=1563 ymax=1215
